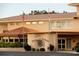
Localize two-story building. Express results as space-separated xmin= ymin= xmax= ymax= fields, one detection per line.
xmin=0 ymin=3 xmax=79 ymax=51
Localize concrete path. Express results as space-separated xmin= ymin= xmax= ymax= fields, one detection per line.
xmin=0 ymin=51 xmax=79 ymax=56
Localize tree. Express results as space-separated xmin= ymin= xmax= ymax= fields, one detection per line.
xmin=63 ymin=11 xmax=67 ymax=13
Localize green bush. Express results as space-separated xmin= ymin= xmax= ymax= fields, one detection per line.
xmin=75 ymin=42 xmax=79 ymax=52
xmin=0 ymin=42 xmax=23 ymax=48
xmin=24 ymin=44 xmax=31 ymax=51
xmin=36 ymin=49 xmax=39 ymax=51
xmin=40 ymin=48 xmax=45 ymax=51
xmin=31 ymin=48 xmax=36 ymax=51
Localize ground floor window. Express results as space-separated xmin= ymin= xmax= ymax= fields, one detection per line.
xmin=9 ymin=39 xmax=13 ymax=42
xmin=15 ymin=39 xmax=18 ymax=42
xmin=20 ymin=39 xmax=23 ymax=42
xmin=2 ymin=39 xmax=5 ymax=42
xmin=58 ymin=38 xmax=66 ymax=50
xmin=6 ymin=39 xmax=8 ymax=42
xmin=66 ymin=38 xmax=71 ymax=49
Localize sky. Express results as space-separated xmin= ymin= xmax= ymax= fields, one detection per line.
xmin=0 ymin=3 xmax=76 ymax=18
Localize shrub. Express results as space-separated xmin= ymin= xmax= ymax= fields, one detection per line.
xmin=0 ymin=42 xmax=23 ymax=48
xmin=24 ymin=44 xmax=31 ymax=51
xmin=32 ymin=48 xmax=36 ymax=51
xmin=36 ymin=49 xmax=39 ymax=51
xmin=40 ymin=48 xmax=45 ymax=51
xmin=48 ymin=44 xmax=54 ymax=51
xmin=15 ymin=42 xmax=23 ymax=47
xmin=75 ymin=42 xmax=79 ymax=52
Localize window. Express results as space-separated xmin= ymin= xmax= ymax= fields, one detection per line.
xmin=58 ymin=38 xmax=66 ymax=50
xmin=26 ymin=22 xmax=31 ymax=24
xmin=66 ymin=38 xmax=71 ymax=49
xmin=0 ymin=37 xmax=1 ymax=41
xmin=32 ymin=22 xmax=37 ymax=24
xmin=25 ymin=39 xmax=27 ymax=42
xmin=6 ymin=39 xmax=8 ymax=42
xmin=15 ymin=39 xmax=19 ymax=42
xmin=2 ymin=39 xmax=5 ymax=42
xmin=9 ymin=39 xmax=13 ymax=42
xmin=20 ymin=39 xmax=23 ymax=42
xmin=38 ymin=21 xmax=44 ymax=24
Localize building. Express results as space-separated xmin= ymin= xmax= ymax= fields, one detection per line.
xmin=0 ymin=3 xmax=79 ymax=51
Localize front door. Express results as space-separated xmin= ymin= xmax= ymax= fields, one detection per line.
xmin=58 ymin=38 xmax=66 ymax=50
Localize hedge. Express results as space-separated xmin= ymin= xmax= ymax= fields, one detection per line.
xmin=0 ymin=42 xmax=25 ymax=48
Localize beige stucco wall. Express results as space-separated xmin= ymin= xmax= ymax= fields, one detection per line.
xmin=51 ymin=20 xmax=79 ymax=32
xmin=7 ymin=21 xmax=49 ymax=32
xmin=4 ymin=19 xmax=79 ymax=33
xmin=77 ymin=6 xmax=79 ymax=16
xmin=27 ymin=33 xmax=57 ymax=51
xmin=71 ymin=36 xmax=79 ymax=49
xmin=0 ymin=23 xmax=7 ymax=33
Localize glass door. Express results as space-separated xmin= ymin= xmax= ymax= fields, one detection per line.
xmin=58 ymin=38 xmax=66 ymax=50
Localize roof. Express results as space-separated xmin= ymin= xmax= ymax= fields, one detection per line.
xmin=0 ymin=27 xmax=39 ymax=36
xmin=68 ymin=3 xmax=79 ymax=6
xmin=0 ymin=12 xmax=76 ymax=21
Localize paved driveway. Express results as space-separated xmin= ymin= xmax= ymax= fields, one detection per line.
xmin=0 ymin=51 xmax=79 ymax=56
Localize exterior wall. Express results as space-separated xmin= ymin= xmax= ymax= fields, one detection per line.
xmin=0 ymin=23 xmax=7 ymax=33
xmin=2 ymin=19 xmax=79 ymax=33
xmin=77 ymin=6 xmax=79 ymax=16
xmin=27 ymin=33 xmax=58 ymax=51
xmin=7 ymin=21 xmax=49 ymax=32
xmin=7 ymin=22 xmax=23 ymax=30
xmin=71 ymin=36 xmax=79 ymax=49
xmin=51 ymin=20 xmax=79 ymax=32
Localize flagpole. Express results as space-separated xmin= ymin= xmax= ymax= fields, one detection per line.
xmin=48 ymin=9 xmax=51 ymax=51
xmin=22 ymin=11 xmax=25 ymax=48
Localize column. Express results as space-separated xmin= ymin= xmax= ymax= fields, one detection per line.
xmin=49 ymin=33 xmax=58 ymax=51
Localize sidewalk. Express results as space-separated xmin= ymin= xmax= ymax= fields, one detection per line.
xmin=0 ymin=48 xmax=26 ymax=52
xmin=56 ymin=51 xmax=79 ymax=54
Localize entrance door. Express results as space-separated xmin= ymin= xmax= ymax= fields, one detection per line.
xmin=58 ymin=38 xmax=66 ymax=50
